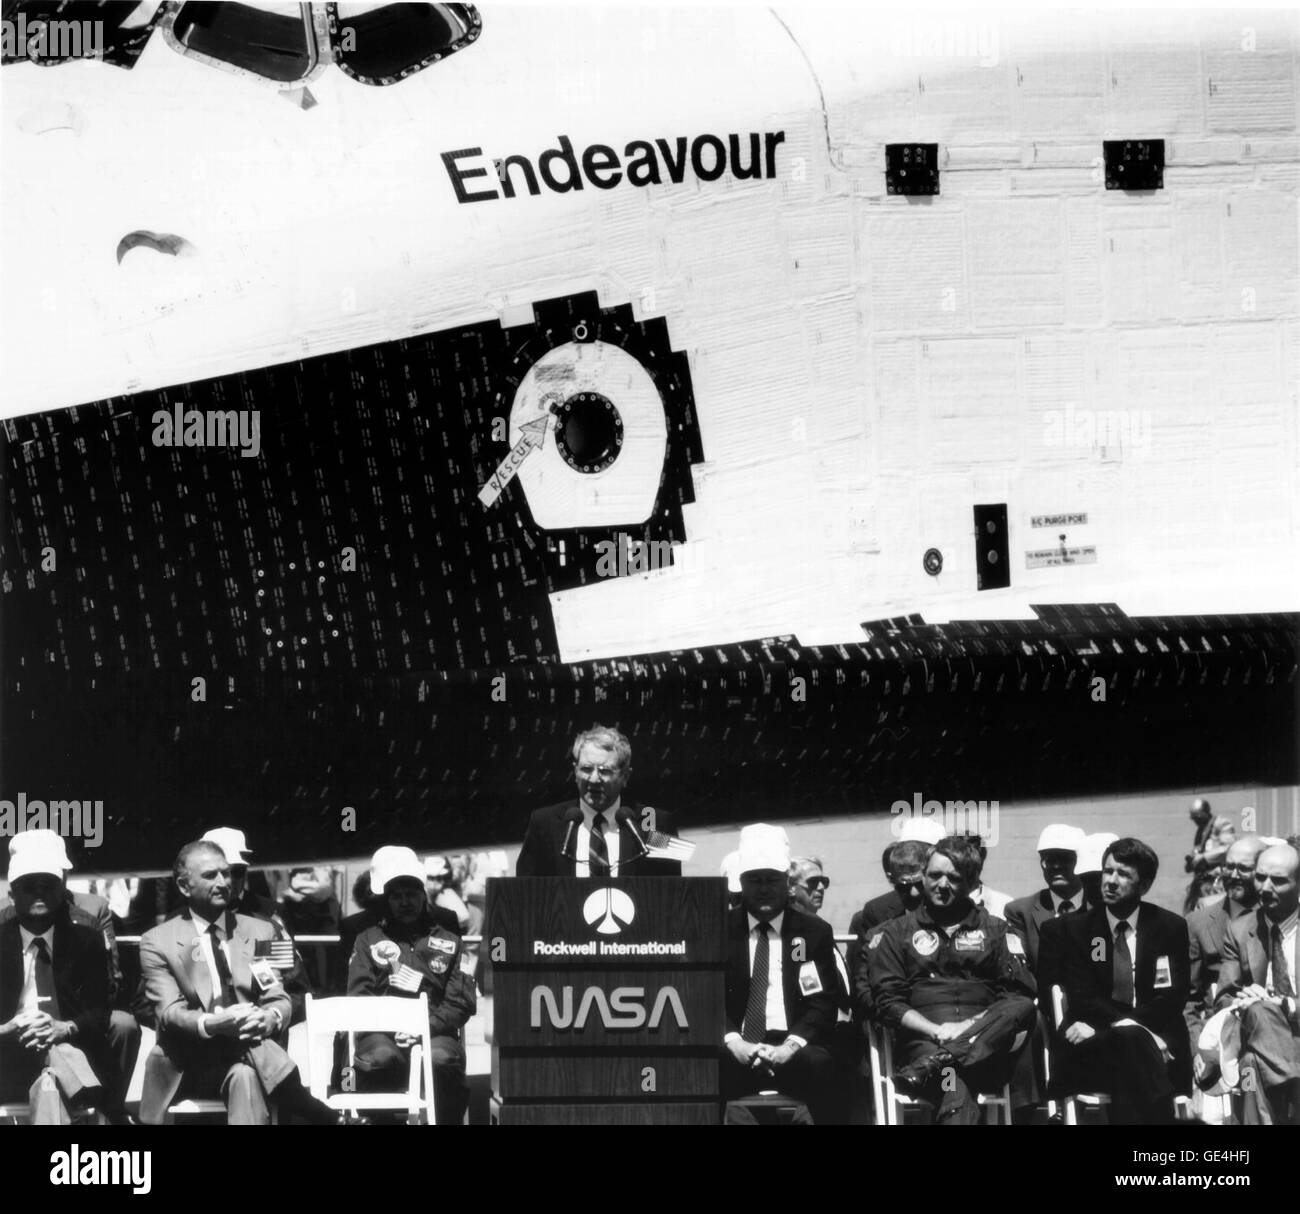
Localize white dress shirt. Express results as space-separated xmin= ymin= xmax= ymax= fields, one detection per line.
xmin=1105 ymin=906 xmax=1141 ymax=1007
xmin=574 ymin=799 xmax=622 ymax=877
xmin=1049 ymin=889 xmax=1081 ymax=915
xmin=18 ymin=925 xmax=56 ymax=1015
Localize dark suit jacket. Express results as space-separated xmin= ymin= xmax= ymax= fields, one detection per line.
xmin=724 ymin=906 xmax=838 ymax=1049
xmin=0 ymin=912 xmax=110 ymax=1042
xmin=516 ymin=801 xmax=681 ymax=877
xmin=1046 ymin=902 xmax=1192 ymax=1091
xmin=1186 ymin=897 xmax=1253 ymax=1032
xmin=1005 ymin=888 xmax=1084 ymax=974
xmin=138 ymin=909 xmax=294 ymax=1121
xmin=0 ymin=891 xmax=121 ymax=995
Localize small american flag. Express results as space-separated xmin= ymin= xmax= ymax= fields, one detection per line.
xmin=390 ymin=964 xmax=423 ymax=993
xmin=269 ymin=939 xmax=296 ymax=969
xmin=645 ymin=831 xmax=696 ymax=861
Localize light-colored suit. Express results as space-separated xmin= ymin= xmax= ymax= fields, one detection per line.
xmin=1214 ymin=909 xmax=1300 ymax=1125
xmin=138 ymin=909 xmax=294 ymax=1124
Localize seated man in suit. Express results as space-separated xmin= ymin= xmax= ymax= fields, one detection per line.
xmin=850 ymin=839 xmax=931 ymax=1024
xmin=1043 ymin=836 xmax=1191 ymax=1124
xmin=1213 ymin=842 xmax=1300 ymax=1124
xmin=0 ymin=835 xmax=110 ymax=1123
xmin=1186 ymin=835 xmax=1268 ymax=1042
xmin=138 ymin=840 xmax=337 ymax=1124
xmin=723 ymin=824 xmax=841 ymax=1124
xmin=2 ymin=828 xmax=140 ymax=1123
xmin=348 ymin=846 xmax=477 ymax=1124
xmin=868 ymin=836 xmax=1037 ymax=1124
xmin=516 ymin=725 xmax=683 ymax=877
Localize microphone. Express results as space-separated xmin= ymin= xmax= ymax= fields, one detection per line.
xmin=616 ymin=806 xmax=649 ymax=861
xmin=560 ymin=807 xmax=583 ymax=862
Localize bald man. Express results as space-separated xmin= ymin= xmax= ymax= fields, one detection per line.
xmin=1214 ymin=843 xmax=1300 ymax=1125
xmin=1185 ymin=835 xmax=1268 ymax=1040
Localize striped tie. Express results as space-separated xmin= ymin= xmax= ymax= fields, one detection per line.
xmin=1113 ymin=921 xmax=1134 ymax=1007
xmin=588 ymin=812 xmax=609 ymax=873
xmin=743 ymin=922 xmax=771 ymax=1043
xmin=1270 ymin=924 xmax=1294 ymax=998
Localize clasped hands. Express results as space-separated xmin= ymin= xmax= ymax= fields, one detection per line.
xmin=207 ymin=1002 xmax=278 ymax=1041
xmin=1227 ymin=984 xmax=1286 ymax=1013
xmin=0 ymin=1010 xmax=75 ymax=1051
xmin=726 ymin=1037 xmax=798 ymax=1072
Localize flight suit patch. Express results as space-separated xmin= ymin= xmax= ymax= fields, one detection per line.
xmin=427 ymin=936 xmax=456 ymax=954
xmin=428 ymin=956 xmax=449 ymax=975
xmin=912 ymin=930 xmax=939 ymax=957
xmin=955 ymin=929 xmax=985 ymax=951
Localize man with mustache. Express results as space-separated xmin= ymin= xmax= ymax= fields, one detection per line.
xmin=1185 ymin=835 xmax=1268 ymax=1041
xmin=868 ymin=836 xmax=1037 ymax=1124
xmin=1214 ymin=842 xmax=1300 ymax=1124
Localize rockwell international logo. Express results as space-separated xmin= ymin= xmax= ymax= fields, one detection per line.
xmin=530 ymin=887 xmax=689 ymax=958
xmin=583 ymin=887 xmax=635 ymax=935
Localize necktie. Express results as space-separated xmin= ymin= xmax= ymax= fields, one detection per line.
xmin=1113 ymin=921 xmax=1134 ymax=1007
xmin=32 ymin=938 xmax=60 ymax=1018
xmin=1058 ymin=900 xmax=1074 ymax=916
xmin=588 ymin=812 xmax=609 ymax=873
xmin=208 ymin=923 xmax=237 ymax=1007
xmin=743 ymin=922 xmax=771 ymax=1043
xmin=1270 ymin=924 xmax=1294 ymax=998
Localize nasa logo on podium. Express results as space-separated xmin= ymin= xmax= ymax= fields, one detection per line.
xmin=583 ymin=887 xmax=636 ymax=935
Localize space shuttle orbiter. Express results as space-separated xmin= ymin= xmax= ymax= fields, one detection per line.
xmin=1 ymin=3 xmax=1296 ymax=870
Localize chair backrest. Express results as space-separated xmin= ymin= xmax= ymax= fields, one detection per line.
xmin=1050 ymin=984 xmax=1067 ymax=1031
xmin=302 ymin=993 xmax=430 ymax=1102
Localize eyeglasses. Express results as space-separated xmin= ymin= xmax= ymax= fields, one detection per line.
xmin=799 ymin=877 xmax=830 ymax=890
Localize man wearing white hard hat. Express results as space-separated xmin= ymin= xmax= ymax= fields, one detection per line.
xmin=0 ymin=834 xmax=110 ymax=1122
xmin=1005 ymin=825 xmax=1087 ymax=974
xmin=349 ymin=846 xmax=476 ymax=1124
xmin=1074 ymin=832 xmax=1118 ymax=912
xmin=2 ymin=827 xmax=140 ymax=1123
xmin=723 ymin=825 xmax=841 ymax=1123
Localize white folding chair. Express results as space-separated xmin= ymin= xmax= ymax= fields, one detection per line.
xmin=303 ymin=993 xmax=436 ymax=1124
xmin=1051 ymin=985 xmax=1110 ymax=1124
xmin=867 ymin=1019 xmax=1012 ymax=1125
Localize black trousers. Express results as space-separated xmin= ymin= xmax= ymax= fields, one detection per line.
xmin=722 ymin=1032 xmax=840 ymax=1124
xmin=354 ymin=1031 xmax=467 ymax=1125
xmin=1053 ymin=1023 xmax=1177 ymax=1125
xmin=895 ymin=995 xmax=1037 ymax=1125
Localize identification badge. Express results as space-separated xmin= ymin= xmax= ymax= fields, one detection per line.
xmin=955 ymin=929 xmax=985 ymax=951
xmin=912 ymin=930 xmax=939 ymax=957
xmin=427 ymin=936 xmax=456 ymax=954
xmin=250 ymin=960 xmax=276 ymax=991
xmin=798 ymin=961 xmax=823 ymax=995
xmin=1154 ymin=955 xmax=1172 ymax=989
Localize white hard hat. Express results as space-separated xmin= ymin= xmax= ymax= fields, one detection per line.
xmin=737 ymin=824 xmax=791 ymax=876
xmin=898 ymin=817 xmax=946 ymax=846
xmin=719 ymin=851 xmax=742 ymax=894
xmin=1037 ymin=824 xmax=1086 ymax=854
xmin=1077 ymin=832 xmax=1119 ymax=875
xmin=8 ymin=828 xmax=72 ymax=869
xmin=371 ymin=846 xmax=426 ymax=893
xmin=201 ymin=827 xmax=252 ymax=865
xmin=8 ymin=834 xmax=68 ymax=883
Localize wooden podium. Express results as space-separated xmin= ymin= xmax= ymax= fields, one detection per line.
xmin=487 ymin=876 xmax=727 ymax=1124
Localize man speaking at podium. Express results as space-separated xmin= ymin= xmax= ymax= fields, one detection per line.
xmin=516 ymin=726 xmax=684 ymax=878
xmin=723 ymin=824 xmax=840 ymax=1124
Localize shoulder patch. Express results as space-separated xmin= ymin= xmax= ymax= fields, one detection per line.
xmin=1007 ymin=934 xmax=1026 ymax=957
xmin=868 ymin=932 xmax=884 ymax=950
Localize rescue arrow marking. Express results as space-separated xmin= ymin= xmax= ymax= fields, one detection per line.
xmin=478 ymin=414 xmax=550 ymax=508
